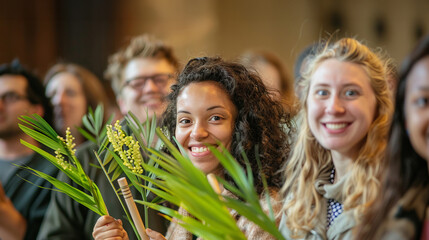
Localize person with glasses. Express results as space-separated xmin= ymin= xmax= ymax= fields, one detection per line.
xmin=108 ymin=35 xmax=180 ymax=125
xmin=0 ymin=59 xmax=57 ymax=240
xmin=38 ymin=34 xmax=181 ymax=240
xmin=93 ymin=56 xmax=293 ymax=240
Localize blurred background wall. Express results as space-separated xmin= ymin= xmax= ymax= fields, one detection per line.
xmin=0 ymin=0 xmax=428 ymax=81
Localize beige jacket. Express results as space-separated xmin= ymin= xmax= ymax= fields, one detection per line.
xmin=279 ymin=167 xmax=358 ymax=240
xmin=165 ymin=188 xmax=282 ymax=240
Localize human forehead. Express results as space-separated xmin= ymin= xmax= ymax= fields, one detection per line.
xmin=310 ymin=59 xmax=371 ymax=88
xmin=0 ymin=74 xmax=28 ymax=94
xmin=177 ymin=81 xmax=233 ymax=109
xmin=46 ymin=72 xmax=82 ymax=90
xmin=406 ymin=56 xmax=429 ymax=91
xmin=122 ymin=57 xmax=176 ymax=80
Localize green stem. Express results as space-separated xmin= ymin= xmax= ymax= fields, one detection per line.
xmin=94 ymin=150 xmax=141 ymax=240
xmin=138 ymin=177 xmax=149 ymax=228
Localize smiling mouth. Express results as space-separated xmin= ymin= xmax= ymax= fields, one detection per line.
xmin=325 ymin=123 xmax=349 ymax=130
xmin=191 ymin=146 xmax=209 ymax=153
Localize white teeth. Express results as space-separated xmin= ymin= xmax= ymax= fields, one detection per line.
xmin=326 ymin=123 xmax=348 ymax=129
xmin=191 ymin=147 xmax=208 ymax=153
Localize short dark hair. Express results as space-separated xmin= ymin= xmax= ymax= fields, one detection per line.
xmin=161 ymin=57 xmax=294 ymax=194
xmin=0 ymin=59 xmax=53 ymax=125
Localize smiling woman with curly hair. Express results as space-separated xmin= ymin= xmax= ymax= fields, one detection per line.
xmin=161 ymin=56 xmax=294 ymax=194
xmin=93 ymin=56 xmax=295 ymax=240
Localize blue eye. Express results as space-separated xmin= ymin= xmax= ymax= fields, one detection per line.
xmin=316 ymin=90 xmax=328 ymax=96
xmin=345 ymin=90 xmax=358 ymax=97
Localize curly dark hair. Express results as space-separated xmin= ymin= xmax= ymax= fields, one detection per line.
xmin=161 ymin=57 xmax=294 ymax=195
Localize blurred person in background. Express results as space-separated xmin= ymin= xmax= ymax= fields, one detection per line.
xmin=44 ymin=63 xmax=111 ymax=146
xmin=240 ymin=50 xmax=296 ymax=115
xmin=0 ymin=59 xmax=57 ymax=240
xmin=357 ymin=35 xmax=429 ymax=240
xmin=293 ymin=43 xmax=323 ymax=101
xmin=37 ymin=34 xmax=181 ymax=240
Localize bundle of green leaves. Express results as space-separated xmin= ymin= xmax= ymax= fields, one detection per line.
xmin=19 ymin=105 xmax=285 ymax=240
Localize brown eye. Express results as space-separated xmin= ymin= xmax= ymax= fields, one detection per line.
xmin=179 ymin=119 xmax=191 ymax=124
xmin=415 ymin=97 xmax=429 ymax=108
xmin=209 ymin=116 xmax=222 ymax=121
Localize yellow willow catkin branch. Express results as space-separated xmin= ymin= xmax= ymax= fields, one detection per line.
xmin=106 ymin=121 xmax=144 ymax=174
xmin=55 ymin=127 xmax=77 ymax=170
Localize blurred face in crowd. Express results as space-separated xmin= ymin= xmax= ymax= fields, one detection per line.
xmin=307 ymin=59 xmax=376 ymax=158
xmin=254 ymin=61 xmax=282 ymax=100
xmin=405 ymin=56 xmax=429 ymax=162
xmin=175 ymin=81 xmax=237 ymax=174
xmin=0 ymin=75 xmax=43 ymax=139
xmin=119 ymin=57 xmax=176 ymax=123
xmin=45 ymin=72 xmax=87 ymax=133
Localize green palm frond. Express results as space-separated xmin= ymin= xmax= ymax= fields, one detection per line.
xmin=83 ymin=108 xmax=162 ymax=237
xmin=18 ymin=114 xmax=108 ymax=216
xmin=78 ymin=105 xmax=113 ymax=153
xmin=78 ymin=106 xmax=142 ymax=240
xmin=129 ymin=128 xmax=285 ymax=240
xmin=19 ymin=105 xmax=285 ymax=240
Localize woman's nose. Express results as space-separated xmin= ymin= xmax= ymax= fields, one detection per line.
xmin=190 ymin=123 xmax=209 ymax=140
xmin=325 ymin=95 xmax=345 ymax=115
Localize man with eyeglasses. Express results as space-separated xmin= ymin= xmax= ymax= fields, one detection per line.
xmin=38 ymin=34 xmax=180 ymax=240
xmin=0 ymin=59 xmax=58 ymax=240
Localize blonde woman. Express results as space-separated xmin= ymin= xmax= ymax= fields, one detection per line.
xmin=279 ymin=38 xmax=393 ymax=239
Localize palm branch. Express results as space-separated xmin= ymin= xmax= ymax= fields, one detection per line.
xmin=18 ymin=114 xmax=108 ymax=216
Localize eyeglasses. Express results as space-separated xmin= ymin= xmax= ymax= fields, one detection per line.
xmin=123 ymin=73 xmax=174 ymax=90
xmin=0 ymin=91 xmax=28 ymax=104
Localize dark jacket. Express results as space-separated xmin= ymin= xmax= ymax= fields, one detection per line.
xmin=3 ymin=151 xmax=59 ymax=240
xmin=376 ymin=185 xmax=429 ymax=240
xmin=37 ymin=141 xmax=168 ymax=240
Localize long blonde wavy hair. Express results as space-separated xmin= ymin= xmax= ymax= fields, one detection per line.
xmin=280 ymin=38 xmax=393 ymax=237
